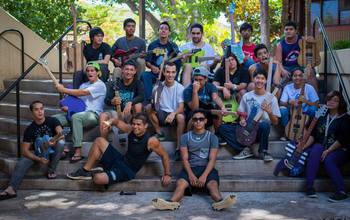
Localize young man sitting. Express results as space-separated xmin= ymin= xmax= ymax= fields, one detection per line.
xmin=183 ymin=66 xmax=226 ymax=131
xmin=0 ymin=101 xmax=65 ymax=200
xmin=67 ymin=113 xmax=172 ymax=189
xmin=99 ymin=60 xmax=144 ymax=146
xmin=152 ymin=109 xmax=236 ymax=211
xmin=218 ymin=69 xmax=281 ymax=162
xmin=145 ymin=62 xmax=185 ymax=149
xmin=54 ymin=62 xmax=106 ymax=163
xmin=279 ymin=67 xmax=319 ymax=140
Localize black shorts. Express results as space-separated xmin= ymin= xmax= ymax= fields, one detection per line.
xmin=157 ymin=110 xmax=176 ymax=126
xmin=177 ymin=166 xmax=220 ymax=187
xmin=99 ymin=144 xmax=136 ymax=185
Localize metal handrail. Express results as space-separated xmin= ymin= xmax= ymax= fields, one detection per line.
xmin=313 ymin=16 xmax=350 ymax=107
xmin=0 ymin=29 xmax=24 ymax=158
xmin=0 ymin=20 xmax=91 ymax=158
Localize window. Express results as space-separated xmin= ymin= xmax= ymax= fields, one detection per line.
xmin=323 ymin=0 xmax=339 ymax=25
xmin=340 ymin=10 xmax=350 ymax=24
xmin=311 ymin=2 xmax=321 ymax=23
xmin=340 ymin=0 xmax=350 ymax=10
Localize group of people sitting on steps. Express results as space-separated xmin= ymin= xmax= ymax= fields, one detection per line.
xmin=1 ymin=18 xmax=350 ymax=208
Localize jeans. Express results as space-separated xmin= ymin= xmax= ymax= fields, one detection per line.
xmin=9 ymin=140 xmax=65 ymax=190
xmin=280 ymin=105 xmax=317 ymax=127
xmin=305 ymin=143 xmax=348 ymax=193
xmin=140 ymin=71 xmax=158 ymax=104
xmin=53 ymin=111 xmax=99 ymax=147
xmin=218 ymin=120 xmax=271 ymax=153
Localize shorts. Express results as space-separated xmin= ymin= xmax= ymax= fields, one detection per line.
xmin=99 ymin=144 xmax=136 ymax=185
xmin=157 ymin=110 xmax=176 ymax=126
xmin=177 ymin=166 xmax=220 ymax=187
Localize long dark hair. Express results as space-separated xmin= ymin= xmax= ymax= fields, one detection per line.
xmin=325 ymin=90 xmax=348 ymax=114
xmin=220 ymin=52 xmax=240 ymax=73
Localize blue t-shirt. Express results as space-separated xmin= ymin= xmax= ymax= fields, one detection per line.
xmin=183 ymin=82 xmax=218 ymax=109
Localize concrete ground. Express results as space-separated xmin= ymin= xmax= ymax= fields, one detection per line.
xmin=0 ymin=191 xmax=349 ymax=220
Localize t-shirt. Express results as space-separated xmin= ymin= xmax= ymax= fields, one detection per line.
xmin=238 ymin=90 xmax=281 ymax=122
xmin=111 ymin=36 xmax=146 ymax=55
xmin=23 ymin=117 xmax=61 ymax=150
xmin=79 ymin=79 xmax=107 ymax=115
xmin=180 ymin=42 xmax=216 ymax=66
xmin=242 ymin=43 xmax=258 ymax=63
xmin=214 ymin=67 xmax=250 ymax=86
xmin=183 ymin=82 xmax=218 ymax=109
xmin=105 ymin=79 xmax=144 ymax=110
xmin=312 ymin=113 xmax=350 ymax=149
xmin=145 ymin=39 xmax=180 ymax=70
xmin=83 ymin=42 xmax=112 ymax=62
xmin=159 ymin=81 xmax=184 ymax=113
xmin=180 ymin=130 xmax=218 ymax=167
xmin=280 ymin=83 xmax=319 ymax=112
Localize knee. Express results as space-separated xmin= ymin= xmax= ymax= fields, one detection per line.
xmin=134 ymin=103 xmax=143 ymax=113
xmin=94 ymin=137 xmax=108 ymax=147
xmin=206 ymin=180 xmax=218 ymax=190
xmin=176 ymin=113 xmax=185 ymax=123
xmin=71 ymin=113 xmax=82 ymax=123
xmin=92 ymin=173 xmax=109 ymax=185
xmin=99 ymin=112 xmax=110 ymax=122
xmin=176 ymin=179 xmax=189 ymax=189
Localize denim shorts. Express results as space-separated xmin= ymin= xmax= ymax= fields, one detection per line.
xmin=177 ymin=166 xmax=220 ymax=187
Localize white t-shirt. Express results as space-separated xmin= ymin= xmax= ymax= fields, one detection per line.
xmin=179 ymin=42 xmax=216 ymax=66
xmin=280 ymin=83 xmax=319 ymax=112
xmin=159 ymin=81 xmax=184 ymax=113
xmin=79 ymin=79 xmax=106 ymax=115
xmin=238 ymin=90 xmax=281 ymax=122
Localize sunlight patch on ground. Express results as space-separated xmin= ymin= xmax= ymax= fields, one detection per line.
xmin=24 ymin=191 xmax=57 ymax=200
xmin=118 ymin=203 xmax=154 ymax=216
xmin=238 ymin=208 xmax=306 ymax=220
xmin=189 ymin=216 xmax=214 ymax=220
xmin=77 ymin=202 xmax=120 ymax=211
xmin=24 ymin=198 xmax=76 ymax=210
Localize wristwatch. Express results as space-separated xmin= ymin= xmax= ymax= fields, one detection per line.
xmin=232 ymin=84 xmax=238 ymax=91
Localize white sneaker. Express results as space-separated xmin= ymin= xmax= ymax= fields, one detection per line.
xmin=232 ymin=147 xmax=253 ymax=160
xmin=212 ymin=194 xmax=237 ymax=210
xmin=152 ymin=198 xmax=180 ymax=210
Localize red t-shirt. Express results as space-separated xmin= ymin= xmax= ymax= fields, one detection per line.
xmin=242 ymin=43 xmax=258 ymax=62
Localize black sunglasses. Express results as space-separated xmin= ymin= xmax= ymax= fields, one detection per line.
xmin=192 ymin=117 xmax=206 ymax=122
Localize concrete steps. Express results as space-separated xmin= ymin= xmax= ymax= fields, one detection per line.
xmin=0 ymin=102 xmax=60 ymax=119
xmin=4 ymin=79 xmax=72 ymax=93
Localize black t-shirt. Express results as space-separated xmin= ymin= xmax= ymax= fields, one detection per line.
xmin=83 ymin=42 xmax=111 ymax=62
xmin=23 ymin=117 xmax=61 ymax=149
xmin=214 ymin=67 xmax=250 ymax=86
xmin=105 ymin=79 xmax=144 ymax=110
xmin=311 ymin=113 xmax=350 ymax=150
xmin=124 ymin=132 xmax=152 ymax=173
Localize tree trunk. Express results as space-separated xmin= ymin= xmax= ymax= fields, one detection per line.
xmin=124 ymin=0 xmax=160 ymax=32
xmin=260 ymin=0 xmax=271 ymax=49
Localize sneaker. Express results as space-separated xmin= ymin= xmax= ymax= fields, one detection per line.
xmin=306 ymin=187 xmax=318 ymax=198
xmin=66 ymin=167 xmax=92 ymax=180
xmin=259 ymin=152 xmax=274 ymax=162
xmin=280 ymin=136 xmax=287 ymax=141
xmin=152 ymin=198 xmax=180 ymax=210
xmin=328 ymin=192 xmax=348 ymax=202
xmin=232 ymin=147 xmax=253 ymax=160
xmin=155 ymin=132 xmax=166 ymax=141
xmin=212 ymin=194 xmax=237 ymax=211
xmin=218 ymin=136 xmax=227 ymax=146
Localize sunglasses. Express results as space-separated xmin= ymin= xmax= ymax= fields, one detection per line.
xmin=192 ymin=117 xmax=205 ymax=122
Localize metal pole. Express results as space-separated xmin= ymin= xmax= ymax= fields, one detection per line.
xmin=17 ymin=31 xmax=24 ymax=158
xmin=59 ymin=40 xmax=63 ymax=99
xmin=139 ymin=0 xmax=146 ymax=39
xmin=324 ymin=39 xmax=327 ymax=93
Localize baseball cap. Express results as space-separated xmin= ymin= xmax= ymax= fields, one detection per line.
xmin=192 ymin=66 xmax=210 ymax=78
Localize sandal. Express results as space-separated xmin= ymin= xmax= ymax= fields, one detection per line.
xmin=47 ymin=171 xmax=57 ymax=179
xmin=69 ymin=155 xmax=84 ymax=163
xmin=0 ymin=191 xmax=17 ymax=201
xmin=60 ymin=149 xmax=70 ymax=160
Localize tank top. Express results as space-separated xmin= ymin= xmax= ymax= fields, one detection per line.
xmin=281 ymin=35 xmax=302 ymax=67
xmin=124 ymin=132 xmax=152 ymax=173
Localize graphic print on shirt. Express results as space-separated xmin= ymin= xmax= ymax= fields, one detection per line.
xmin=34 ymin=125 xmax=53 ymax=140
xmin=284 ymin=50 xmax=300 ymax=66
xmin=245 ymin=97 xmax=259 ymax=122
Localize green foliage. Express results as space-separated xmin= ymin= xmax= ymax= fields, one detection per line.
xmin=0 ymin=0 xmax=78 ymax=42
xmin=332 ymin=40 xmax=350 ymax=50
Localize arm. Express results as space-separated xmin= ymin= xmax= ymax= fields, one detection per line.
xmin=131 ymin=81 xmax=144 ymax=104
xmin=198 ymin=148 xmax=218 ymax=187
xmin=56 ymin=85 xmax=90 ymax=97
xmin=148 ymin=137 xmax=171 ymax=186
xmin=188 ymin=90 xmax=200 ymax=110
xmin=180 ymin=146 xmax=198 ymax=186
xmin=22 ymin=142 xmax=47 ymax=164
xmin=212 ymin=93 xmax=225 ymax=110
xmin=94 ymin=54 xmax=111 ymax=65
xmin=273 ymin=62 xmax=282 ymax=85
xmin=106 ymin=118 xmax=132 ymax=133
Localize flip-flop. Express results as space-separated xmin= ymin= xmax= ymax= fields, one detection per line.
xmin=69 ymin=155 xmax=84 ymax=164
xmin=60 ymin=149 xmax=70 ymax=160
xmin=0 ymin=191 xmax=17 ymax=201
xmin=47 ymin=172 xmax=57 ymax=179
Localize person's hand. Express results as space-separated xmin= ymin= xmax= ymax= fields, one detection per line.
xmin=161 ymin=174 xmax=172 ymax=187
xmin=224 ymin=82 xmax=233 ymax=90
xmin=193 ymin=81 xmax=201 ymax=93
xmin=197 ymin=175 xmax=207 ymax=188
xmin=56 ymin=84 xmax=65 ymax=93
xmin=112 ymin=97 xmax=121 ymax=106
xmin=281 ymin=69 xmax=290 ymax=78
xmin=222 ymin=87 xmax=231 ymax=100
xmin=123 ymin=102 xmax=132 ymax=116
xmin=321 ymin=149 xmax=330 ymax=161
xmin=239 ymin=118 xmax=247 ymax=127
xmin=165 ymin=112 xmax=176 ymax=124
xmin=112 ymin=58 xmax=122 ymax=67
xmin=151 ymin=65 xmax=160 ymax=74
xmin=289 ymin=99 xmax=298 ymax=107
xmin=139 ymin=51 xmax=146 ymax=58
xmin=261 ymin=100 xmax=272 ymax=114
xmin=61 ymin=106 xmax=68 ymax=112
xmin=102 ymin=120 xmax=112 ymax=131
xmin=189 ymin=173 xmax=199 ymax=187
xmin=39 ymin=157 xmax=49 ymax=165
